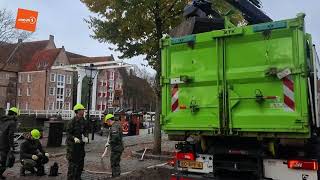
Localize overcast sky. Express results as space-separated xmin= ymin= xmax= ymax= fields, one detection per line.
xmin=0 ymin=0 xmax=319 ymax=74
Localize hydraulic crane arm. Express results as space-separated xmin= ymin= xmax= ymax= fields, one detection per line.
xmin=226 ymin=0 xmax=272 ymax=24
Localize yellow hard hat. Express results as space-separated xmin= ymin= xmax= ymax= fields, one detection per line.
xmin=9 ymin=107 xmax=20 ymax=115
xmin=73 ymin=103 xmax=85 ymax=111
xmin=104 ymin=114 xmax=114 ymax=122
xmin=31 ymin=129 xmax=41 ymax=139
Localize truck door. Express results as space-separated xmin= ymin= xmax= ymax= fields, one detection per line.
xmin=161 ymin=35 xmax=221 ymax=134
xmin=225 ymin=22 xmax=310 ymax=136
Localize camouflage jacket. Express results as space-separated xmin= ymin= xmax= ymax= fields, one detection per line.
xmin=110 ymin=121 xmax=124 ymax=152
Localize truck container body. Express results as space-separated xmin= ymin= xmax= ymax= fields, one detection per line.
xmin=161 ymin=14 xmax=315 ymax=138
xmin=162 ymin=14 xmax=320 ymax=179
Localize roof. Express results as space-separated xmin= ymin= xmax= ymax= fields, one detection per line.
xmin=22 ymin=49 xmax=61 ymax=71
xmin=69 ymin=56 xmax=114 ymax=65
xmin=66 ymin=51 xmax=86 ymax=59
xmin=0 ymin=40 xmax=50 ymax=72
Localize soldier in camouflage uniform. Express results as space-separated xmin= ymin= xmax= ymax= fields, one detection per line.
xmin=0 ymin=107 xmax=19 ymax=179
xmin=66 ymin=103 xmax=89 ymax=180
xmin=105 ymin=114 xmax=124 ymax=177
xmin=20 ymin=129 xmax=49 ymax=176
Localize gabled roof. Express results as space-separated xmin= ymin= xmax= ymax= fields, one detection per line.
xmin=69 ymin=56 xmax=114 ymax=65
xmin=66 ymin=51 xmax=86 ymax=59
xmin=22 ymin=49 xmax=61 ymax=72
xmin=0 ymin=40 xmax=50 ymax=72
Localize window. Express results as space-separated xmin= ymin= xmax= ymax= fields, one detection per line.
xmin=25 ymin=102 xmax=29 ymax=110
xmin=49 ymin=87 xmax=55 ymax=96
xmin=27 ymin=88 xmax=31 ymax=96
xmin=50 ymin=73 xmax=56 ymax=82
xmin=27 ymin=74 xmax=32 ymax=82
xmin=66 ymin=75 xmax=72 ymax=84
xmin=49 ymin=102 xmax=55 ymax=110
xmin=5 ymin=74 xmax=9 ymax=79
xmin=18 ymin=88 xmax=21 ymax=96
xmin=110 ymin=72 xmax=114 ymax=80
xmin=18 ymin=74 xmax=22 ymax=83
xmin=56 ymin=101 xmax=63 ymax=110
xmin=57 ymin=87 xmax=64 ymax=99
xmin=66 ymin=88 xmax=71 ymax=97
xmin=57 ymin=74 xmax=65 ymax=86
xmin=65 ymin=102 xmax=71 ymax=110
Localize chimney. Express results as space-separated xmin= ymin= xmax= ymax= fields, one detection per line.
xmin=49 ymin=35 xmax=54 ymax=41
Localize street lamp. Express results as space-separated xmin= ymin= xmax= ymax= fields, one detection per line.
xmin=84 ymin=64 xmax=98 ymax=140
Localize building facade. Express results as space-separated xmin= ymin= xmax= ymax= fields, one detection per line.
xmin=0 ymin=35 xmax=155 ymax=113
xmin=17 ymin=47 xmax=74 ymax=110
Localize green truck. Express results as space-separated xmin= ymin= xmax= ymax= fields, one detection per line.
xmin=161 ymin=3 xmax=320 ymax=179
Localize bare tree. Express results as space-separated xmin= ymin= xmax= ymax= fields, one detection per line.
xmin=0 ymin=9 xmax=31 ymax=46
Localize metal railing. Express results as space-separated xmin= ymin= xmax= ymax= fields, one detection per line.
xmin=18 ymin=109 xmax=105 ymax=120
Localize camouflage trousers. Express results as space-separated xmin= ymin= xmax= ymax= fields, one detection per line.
xmin=21 ymin=157 xmax=48 ymax=175
xmin=111 ymin=151 xmax=123 ymax=177
xmin=67 ymin=143 xmax=85 ymax=180
xmin=0 ymin=151 xmax=8 ymax=175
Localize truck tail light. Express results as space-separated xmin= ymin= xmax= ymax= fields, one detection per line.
xmin=168 ymin=152 xmax=195 ymax=167
xmin=287 ymin=160 xmax=318 ymax=171
xmin=176 ymin=152 xmax=195 ymax=161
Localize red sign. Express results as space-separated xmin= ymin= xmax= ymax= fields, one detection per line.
xmin=15 ymin=8 xmax=39 ymax=32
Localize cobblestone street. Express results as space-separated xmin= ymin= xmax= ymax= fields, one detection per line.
xmin=2 ymin=134 xmax=175 ymax=180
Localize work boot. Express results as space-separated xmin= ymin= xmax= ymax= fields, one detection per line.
xmin=36 ymin=166 xmax=46 ymax=176
xmin=20 ymin=167 xmax=25 ymax=176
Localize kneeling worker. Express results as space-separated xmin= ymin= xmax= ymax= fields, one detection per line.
xmin=20 ymin=129 xmax=49 ymax=176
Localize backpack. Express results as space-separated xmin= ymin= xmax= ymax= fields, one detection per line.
xmin=49 ymin=162 xmax=59 ymax=176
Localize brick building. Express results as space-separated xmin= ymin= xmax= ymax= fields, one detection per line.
xmin=17 ymin=47 xmax=74 ymax=110
xmin=0 ymin=35 xmax=56 ymax=109
xmin=0 ymin=35 xmax=155 ymax=112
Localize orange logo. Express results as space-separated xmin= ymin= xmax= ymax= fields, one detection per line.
xmin=15 ymin=8 xmax=38 ymax=32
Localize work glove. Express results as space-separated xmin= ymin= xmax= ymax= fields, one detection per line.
xmin=74 ymin=137 xmax=81 ymax=144
xmin=10 ymin=146 xmax=15 ymax=151
xmin=83 ymin=137 xmax=89 ymax=143
xmin=32 ymin=155 xmax=38 ymax=160
xmin=45 ymin=153 xmax=49 ymax=157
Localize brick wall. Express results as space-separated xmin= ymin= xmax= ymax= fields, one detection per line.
xmin=0 ymin=71 xmax=17 ymax=108
xmin=17 ymin=71 xmax=46 ymax=110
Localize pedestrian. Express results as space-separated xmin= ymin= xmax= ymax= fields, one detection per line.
xmin=66 ymin=103 xmax=89 ymax=180
xmin=20 ymin=129 xmax=49 ymax=176
xmin=105 ymin=114 xmax=124 ymax=177
xmin=0 ymin=107 xmax=19 ymax=179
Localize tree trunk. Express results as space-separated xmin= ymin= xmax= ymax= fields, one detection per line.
xmin=153 ymin=90 xmax=161 ymax=154
xmin=152 ymin=0 xmax=163 ymax=155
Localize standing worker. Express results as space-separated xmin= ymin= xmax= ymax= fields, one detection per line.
xmin=20 ymin=129 xmax=49 ymax=176
xmin=0 ymin=107 xmax=19 ymax=179
xmin=105 ymin=114 xmax=124 ymax=177
xmin=66 ymin=103 xmax=89 ymax=180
